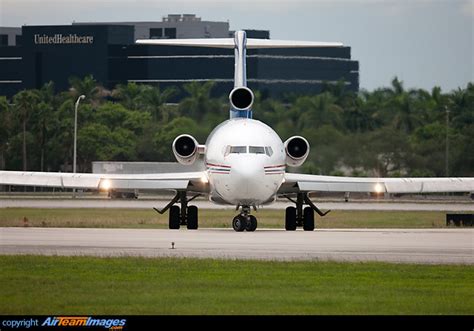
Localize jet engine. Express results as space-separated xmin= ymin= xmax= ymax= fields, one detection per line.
xmin=172 ymin=134 xmax=201 ymax=165
xmin=229 ymin=87 xmax=254 ymax=110
xmin=284 ymin=136 xmax=310 ymax=167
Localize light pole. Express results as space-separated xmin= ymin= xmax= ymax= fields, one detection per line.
xmin=73 ymin=95 xmax=85 ymax=197
xmin=445 ymin=106 xmax=450 ymax=178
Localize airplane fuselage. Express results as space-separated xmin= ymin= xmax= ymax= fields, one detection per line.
xmin=205 ymin=118 xmax=286 ymax=206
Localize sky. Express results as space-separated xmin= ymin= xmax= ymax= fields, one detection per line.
xmin=0 ymin=0 xmax=472 ymax=92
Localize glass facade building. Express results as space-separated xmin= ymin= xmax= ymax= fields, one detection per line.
xmin=0 ymin=16 xmax=359 ymax=99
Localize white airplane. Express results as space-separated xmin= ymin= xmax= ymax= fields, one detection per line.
xmin=0 ymin=31 xmax=473 ymax=232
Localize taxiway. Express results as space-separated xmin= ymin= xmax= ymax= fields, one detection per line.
xmin=1 ymin=227 xmax=472 ymax=264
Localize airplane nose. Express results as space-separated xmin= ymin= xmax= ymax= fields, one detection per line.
xmin=231 ymin=158 xmax=265 ymax=201
xmin=234 ymin=162 xmax=260 ymax=180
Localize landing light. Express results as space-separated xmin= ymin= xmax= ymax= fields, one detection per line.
xmin=201 ymin=175 xmax=209 ymax=184
xmin=100 ymin=179 xmax=112 ymax=191
xmin=374 ymin=183 xmax=384 ymax=193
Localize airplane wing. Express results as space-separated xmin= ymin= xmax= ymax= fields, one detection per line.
xmin=280 ymin=173 xmax=474 ymax=194
xmin=136 ymin=38 xmax=343 ymax=49
xmin=0 ymin=170 xmax=209 ymax=193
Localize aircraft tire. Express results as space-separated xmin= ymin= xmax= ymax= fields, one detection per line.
xmin=187 ymin=206 xmax=198 ymax=230
xmin=169 ymin=205 xmax=180 ymax=229
xmin=246 ymin=215 xmax=257 ymax=232
xmin=285 ymin=207 xmax=297 ymax=231
xmin=232 ymin=215 xmax=246 ymax=232
xmin=303 ymin=207 xmax=315 ymax=231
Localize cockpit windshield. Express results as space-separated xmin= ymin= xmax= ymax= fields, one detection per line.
xmin=229 ymin=146 xmax=247 ymax=154
xmin=249 ymin=146 xmax=265 ymax=154
xmin=225 ymin=145 xmax=273 ymax=156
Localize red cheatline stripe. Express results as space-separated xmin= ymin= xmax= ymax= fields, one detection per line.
xmin=207 ymin=166 xmax=230 ymax=170
xmin=210 ymin=171 xmax=230 ymax=174
xmin=264 ymin=164 xmax=286 ymax=169
xmin=206 ymin=162 xmax=231 ymax=168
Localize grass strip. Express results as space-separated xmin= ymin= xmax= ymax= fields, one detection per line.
xmin=0 ymin=255 xmax=472 ymax=315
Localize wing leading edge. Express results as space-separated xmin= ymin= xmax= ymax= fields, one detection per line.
xmin=0 ymin=171 xmax=208 ymax=192
xmin=135 ymin=38 xmax=343 ymax=49
xmin=281 ymin=173 xmax=474 ymax=194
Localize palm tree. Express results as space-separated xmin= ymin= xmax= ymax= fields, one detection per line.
xmin=392 ymin=93 xmax=421 ymax=133
xmin=449 ymin=85 xmax=474 ymax=131
xmin=111 ymin=82 xmax=147 ymax=110
xmin=392 ymin=77 xmax=405 ymax=95
xmin=69 ymin=75 xmax=108 ymax=107
xmin=343 ymin=93 xmax=369 ymax=133
xmin=179 ymin=81 xmax=219 ymax=120
xmin=33 ymin=82 xmax=58 ymax=171
xmin=384 ymin=77 xmax=422 ymax=133
xmin=140 ymin=85 xmax=178 ymax=123
xmin=357 ymin=89 xmax=390 ymax=130
xmin=13 ymin=89 xmax=40 ymax=171
xmin=294 ymin=93 xmax=343 ymax=131
xmin=0 ymin=96 xmax=11 ymax=170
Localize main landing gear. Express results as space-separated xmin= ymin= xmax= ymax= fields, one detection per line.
xmin=153 ymin=191 xmax=200 ymax=230
xmin=284 ymin=193 xmax=330 ymax=231
xmin=232 ymin=205 xmax=258 ymax=232
xmin=154 ymin=192 xmax=328 ymax=232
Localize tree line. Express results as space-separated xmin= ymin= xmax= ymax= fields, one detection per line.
xmin=0 ymin=75 xmax=472 ymax=177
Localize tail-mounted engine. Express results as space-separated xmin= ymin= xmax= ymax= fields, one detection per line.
xmin=172 ymin=134 xmax=204 ymax=165
xmin=229 ymin=87 xmax=254 ymax=111
xmin=284 ymin=136 xmax=310 ymax=167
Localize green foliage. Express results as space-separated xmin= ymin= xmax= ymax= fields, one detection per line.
xmin=153 ymin=117 xmax=208 ymax=161
xmin=75 ymin=102 xmax=151 ymax=171
xmin=78 ymin=124 xmax=137 ymax=166
xmin=68 ymin=75 xmax=106 ymax=106
xmin=179 ymin=81 xmax=223 ymax=121
xmin=140 ymin=85 xmax=178 ymax=123
xmin=0 ymin=78 xmax=472 ymax=176
xmin=0 ymin=97 xmax=12 ymax=158
xmin=1 ymin=256 xmax=473 ymax=314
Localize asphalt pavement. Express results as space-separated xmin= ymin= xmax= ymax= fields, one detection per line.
xmin=1 ymin=227 xmax=472 ymax=264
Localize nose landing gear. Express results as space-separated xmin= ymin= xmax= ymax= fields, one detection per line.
xmin=232 ymin=205 xmax=258 ymax=232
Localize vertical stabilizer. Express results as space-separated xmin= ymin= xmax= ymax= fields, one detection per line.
xmin=135 ymin=32 xmax=343 ymax=120
xmin=229 ymin=31 xmax=254 ymax=119
xmin=234 ymin=31 xmax=247 ymax=88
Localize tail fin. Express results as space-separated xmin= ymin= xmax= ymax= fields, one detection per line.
xmin=136 ymin=32 xmax=343 ymax=118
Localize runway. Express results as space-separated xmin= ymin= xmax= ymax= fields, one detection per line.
xmin=1 ymin=227 xmax=472 ymax=264
xmin=1 ymin=198 xmax=473 ymax=211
